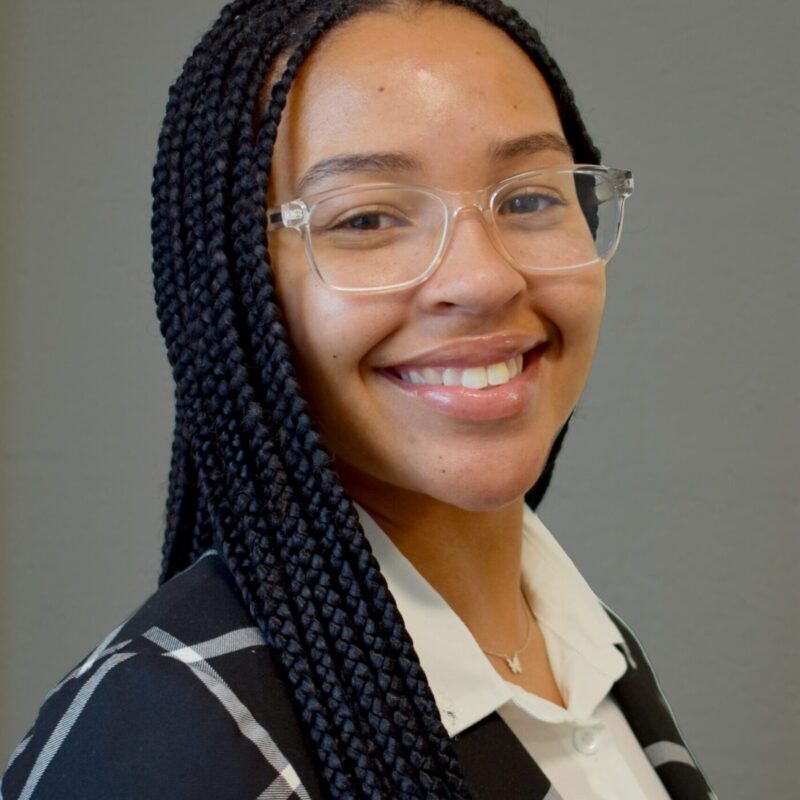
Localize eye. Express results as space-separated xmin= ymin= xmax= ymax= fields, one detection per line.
xmin=329 ymin=209 xmax=411 ymax=232
xmin=497 ymin=191 xmax=565 ymax=216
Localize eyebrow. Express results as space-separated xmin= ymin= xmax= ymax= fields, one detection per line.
xmin=487 ymin=132 xmax=573 ymax=161
xmin=294 ymin=131 xmax=573 ymax=196
xmin=296 ymin=152 xmax=422 ymax=196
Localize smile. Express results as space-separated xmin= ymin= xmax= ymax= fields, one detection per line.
xmin=396 ymin=354 xmax=524 ymax=389
xmin=381 ymin=344 xmax=546 ymax=422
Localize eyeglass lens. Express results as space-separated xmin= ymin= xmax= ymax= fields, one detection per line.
xmin=307 ymin=169 xmax=621 ymax=290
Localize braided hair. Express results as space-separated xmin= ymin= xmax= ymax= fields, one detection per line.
xmin=151 ymin=1 xmax=600 ymax=797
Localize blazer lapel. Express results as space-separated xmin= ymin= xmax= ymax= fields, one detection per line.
xmin=452 ymin=712 xmax=561 ymax=799
xmin=605 ymin=606 xmax=717 ymax=800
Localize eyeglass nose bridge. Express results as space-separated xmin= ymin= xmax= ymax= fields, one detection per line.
xmin=434 ymin=187 xmax=511 ymax=267
xmin=440 ymin=185 xmax=492 ymax=219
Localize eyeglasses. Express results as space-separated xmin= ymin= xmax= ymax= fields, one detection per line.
xmin=266 ymin=165 xmax=633 ymax=293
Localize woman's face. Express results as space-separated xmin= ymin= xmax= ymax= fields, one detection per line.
xmin=268 ymin=5 xmax=606 ymax=512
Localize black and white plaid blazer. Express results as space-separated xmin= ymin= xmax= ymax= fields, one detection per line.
xmin=2 ymin=552 xmax=716 ymax=799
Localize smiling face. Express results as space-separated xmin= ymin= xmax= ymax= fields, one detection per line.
xmin=267 ymin=5 xmax=606 ymax=514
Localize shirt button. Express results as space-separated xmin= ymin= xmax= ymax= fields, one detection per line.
xmin=572 ymin=726 xmax=601 ymax=755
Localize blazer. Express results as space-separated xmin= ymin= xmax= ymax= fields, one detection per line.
xmin=2 ymin=552 xmax=716 ymax=800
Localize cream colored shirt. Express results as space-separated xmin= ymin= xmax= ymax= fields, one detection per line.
xmin=356 ymin=503 xmax=672 ymax=800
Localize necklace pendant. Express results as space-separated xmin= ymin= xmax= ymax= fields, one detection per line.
xmin=506 ymin=654 xmax=523 ymax=674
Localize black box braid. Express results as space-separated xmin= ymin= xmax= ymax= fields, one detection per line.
xmin=151 ymin=1 xmax=600 ymax=797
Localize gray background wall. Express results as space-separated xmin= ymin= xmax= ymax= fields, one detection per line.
xmin=1 ymin=0 xmax=797 ymax=796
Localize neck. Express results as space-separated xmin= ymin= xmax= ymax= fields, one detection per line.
xmin=339 ymin=466 xmax=529 ymax=655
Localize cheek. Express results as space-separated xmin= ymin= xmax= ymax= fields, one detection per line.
xmin=269 ymin=234 xmax=348 ymax=357
xmin=537 ymin=271 xmax=606 ymax=401
xmin=268 ymin=235 xmax=402 ymax=408
xmin=534 ymin=268 xmax=606 ymax=348
xmin=272 ymin=276 xmax=343 ymax=396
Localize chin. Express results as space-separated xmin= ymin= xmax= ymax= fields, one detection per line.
xmin=437 ymin=484 xmax=532 ymax=513
xmin=419 ymin=460 xmax=546 ymax=513
xmin=442 ymin=492 xmax=526 ymax=514
xmin=334 ymin=435 xmax=552 ymax=514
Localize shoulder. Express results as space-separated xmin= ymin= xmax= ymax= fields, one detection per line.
xmin=2 ymin=553 xmax=322 ymax=800
xmin=601 ymin=603 xmax=718 ymax=799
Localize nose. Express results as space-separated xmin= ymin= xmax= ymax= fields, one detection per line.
xmin=415 ymin=205 xmax=528 ymax=316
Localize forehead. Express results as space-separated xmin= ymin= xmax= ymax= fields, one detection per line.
xmin=269 ymin=5 xmax=566 ymax=197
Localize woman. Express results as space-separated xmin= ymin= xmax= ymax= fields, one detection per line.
xmin=2 ymin=0 xmax=716 ymax=798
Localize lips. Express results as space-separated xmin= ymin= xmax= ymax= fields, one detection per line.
xmin=386 ymin=332 xmax=544 ymax=370
xmin=380 ymin=341 xmax=547 ymax=422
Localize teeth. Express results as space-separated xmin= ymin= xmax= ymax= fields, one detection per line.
xmin=442 ymin=368 xmax=461 ymax=386
xmin=487 ymin=361 xmax=509 ymax=386
xmin=462 ymin=366 xmax=488 ymax=389
xmin=422 ymin=367 xmax=443 ymax=385
xmin=398 ymin=354 xmax=525 ymax=389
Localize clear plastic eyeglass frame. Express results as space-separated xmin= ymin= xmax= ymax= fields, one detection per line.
xmin=266 ymin=164 xmax=634 ymax=294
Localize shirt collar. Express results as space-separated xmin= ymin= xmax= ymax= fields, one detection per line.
xmin=355 ymin=503 xmax=627 ymax=736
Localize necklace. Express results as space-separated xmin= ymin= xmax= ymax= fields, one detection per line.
xmin=479 ymin=605 xmax=532 ymax=675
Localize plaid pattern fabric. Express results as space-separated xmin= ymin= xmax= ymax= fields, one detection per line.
xmin=606 ymin=608 xmax=718 ymax=800
xmin=2 ymin=553 xmax=715 ymax=799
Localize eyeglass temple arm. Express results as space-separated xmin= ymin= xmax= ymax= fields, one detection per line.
xmin=613 ymin=169 xmax=634 ymax=199
xmin=266 ymin=208 xmax=285 ymax=232
xmin=266 ymin=200 xmax=308 ymax=233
